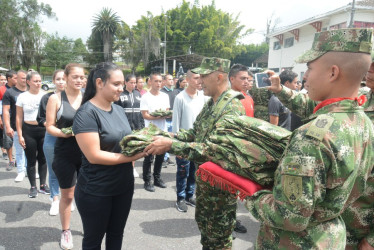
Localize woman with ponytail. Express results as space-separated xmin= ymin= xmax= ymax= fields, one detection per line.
xmin=73 ymin=62 xmax=145 ymax=249
xmin=46 ymin=63 xmax=84 ymax=249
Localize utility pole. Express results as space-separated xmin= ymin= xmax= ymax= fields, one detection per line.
xmin=348 ymin=0 xmax=356 ymax=28
xmin=163 ymin=14 xmax=167 ymax=75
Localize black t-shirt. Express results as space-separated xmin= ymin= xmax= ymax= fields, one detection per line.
xmin=72 ymin=101 xmax=133 ymax=196
xmin=2 ymin=87 xmax=25 ymax=130
xmin=268 ymin=95 xmax=291 ymax=131
xmin=36 ymin=92 xmax=54 ymax=127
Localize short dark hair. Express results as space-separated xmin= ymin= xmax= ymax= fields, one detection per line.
xmin=229 ymin=64 xmax=253 ymax=79
xmin=6 ymin=70 xmax=16 ymax=81
xmin=150 ymin=72 xmax=162 ymax=80
xmin=162 ymin=74 xmax=172 ymax=80
xmin=279 ymin=70 xmax=298 ymax=85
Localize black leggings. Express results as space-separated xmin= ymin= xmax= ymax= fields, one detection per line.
xmin=75 ymin=182 xmax=134 ymax=250
xmin=23 ymin=123 xmax=47 ymax=187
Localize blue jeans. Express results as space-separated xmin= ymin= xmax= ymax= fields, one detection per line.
xmin=164 ymin=120 xmax=172 ymax=161
xmin=43 ymin=132 xmax=60 ymax=199
xmin=13 ymin=131 xmax=27 ymax=173
xmin=176 ymin=157 xmax=196 ymax=201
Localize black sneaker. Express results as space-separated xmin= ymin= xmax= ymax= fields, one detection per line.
xmin=234 ymin=220 xmax=247 ymax=233
xmin=176 ymin=199 xmax=188 ymax=212
xmin=39 ymin=184 xmax=51 ymax=195
xmin=154 ymin=178 xmax=167 ymax=188
xmin=28 ymin=187 xmax=38 ymax=198
xmin=3 ymin=152 xmax=8 ymax=160
xmin=186 ymin=197 xmax=196 ymax=207
xmin=144 ymin=181 xmax=155 ymax=192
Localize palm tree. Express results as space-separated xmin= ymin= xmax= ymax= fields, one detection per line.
xmin=92 ymin=8 xmax=121 ymax=62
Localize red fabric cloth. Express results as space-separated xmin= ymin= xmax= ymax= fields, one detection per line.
xmin=313 ymin=95 xmax=367 ymax=114
xmin=196 ymin=162 xmax=264 ymax=201
xmin=240 ymin=91 xmax=254 ymax=117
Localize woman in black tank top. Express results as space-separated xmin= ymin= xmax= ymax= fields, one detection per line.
xmin=46 ymin=63 xmax=84 ymax=250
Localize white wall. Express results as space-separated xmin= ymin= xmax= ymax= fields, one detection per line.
xmin=268 ymin=10 xmax=374 ymax=78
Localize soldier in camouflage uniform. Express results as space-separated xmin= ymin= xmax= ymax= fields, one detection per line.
xmin=263 ymin=31 xmax=374 ymax=250
xmin=246 ymin=28 xmax=374 ymax=249
xmin=144 ymin=57 xmax=247 ymax=249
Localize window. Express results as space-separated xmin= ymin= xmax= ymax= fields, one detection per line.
xmin=273 ymin=41 xmax=281 ymax=50
xmin=269 ymin=68 xmax=280 ymax=73
xmin=284 ymin=37 xmax=294 ymax=48
xmin=354 ymin=21 xmax=374 ymax=28
xmin=330 ymin=22 xmax=347 ymax=30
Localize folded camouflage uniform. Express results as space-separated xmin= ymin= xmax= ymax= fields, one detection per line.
xmin=149 ymin=109 xmax=172 ymax=117
xmin=61 ymin=126 xmax=73 ymax=135
xmin=204 ymin=115 xmax=291 ymax=186
xmin=120 ymin=123 xmax=171 ymax=156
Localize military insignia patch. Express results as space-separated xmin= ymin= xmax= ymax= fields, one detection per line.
xmin=306 ymin=115 xmax=334 ymax=141
xmin=283 ymin=175 xmax=302 ymax=204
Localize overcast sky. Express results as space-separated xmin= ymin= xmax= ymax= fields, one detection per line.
xmin=39 ymin=0 xmax=352 ymax=44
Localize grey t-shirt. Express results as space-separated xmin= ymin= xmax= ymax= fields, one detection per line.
xmin=268 ymin=95 xmax=291 ymax=131
xmin=172 ymin=90 xmax=206 ymax=133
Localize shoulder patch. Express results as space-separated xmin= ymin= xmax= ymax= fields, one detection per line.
xmin=306 ymin=115 xmax=334 ymax=141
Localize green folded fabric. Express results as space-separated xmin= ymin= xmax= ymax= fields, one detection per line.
xmin=120 ymin=124 xmax=171 ymax=156
xmin=149 ymin=109 xmax=173 ymax=117
xmin=205 ymin=115 xmax=291 ymax=186
xmin=61 ymin=127 xmax=73 ymax=135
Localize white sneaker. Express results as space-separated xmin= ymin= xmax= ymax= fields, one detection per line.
xmin=133 ymin=168 xmax=140 ymax=178
xmin=36 ymin=173 xmax=39 ymax=179
xmin=14 ymin=172 xmax=25 ymax=182
xmin=60 ymin=230 xmax=73 ymax=249
xmin=49 ymin=200 xmax=59 ymax=216
xmin=70 ymin=202 xmax=75 ymax=212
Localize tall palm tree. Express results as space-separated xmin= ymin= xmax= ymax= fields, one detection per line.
xmin=92 ymin=8 xmax=121 ymax=62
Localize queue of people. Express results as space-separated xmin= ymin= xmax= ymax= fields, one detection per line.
xmin=1 ymin=27 xmax=374 ymax=250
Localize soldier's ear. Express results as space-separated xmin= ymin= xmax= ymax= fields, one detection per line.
xmin=330 ymin=65 xmax=339 ymax=82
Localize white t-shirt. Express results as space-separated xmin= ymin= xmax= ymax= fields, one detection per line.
xmin=16 ymin=91 xmax=44 ymax=121
xmin=140 ymin=91 xmax=170 ymax=131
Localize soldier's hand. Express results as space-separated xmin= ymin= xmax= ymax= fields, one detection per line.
xmin=144 ymin=136 xmax=172 ymax=156
xmin=358 ymin=238 xmax=374 ymax=250
xmin=265 ymin=70 xmax=282 ymax=94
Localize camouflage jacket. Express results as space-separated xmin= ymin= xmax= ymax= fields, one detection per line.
xmin=246 ymin=99 xmax=374 ymax=249
xmin=274 ymin=86 xmax=374 ymax=248
xmin=249 ymin=85 xmax=273 ymax=122
xmin=170 ymin=89 xmax=245 ymax=164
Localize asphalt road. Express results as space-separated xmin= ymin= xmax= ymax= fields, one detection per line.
xmin=0 ymin=155 xmax=259 ymax=250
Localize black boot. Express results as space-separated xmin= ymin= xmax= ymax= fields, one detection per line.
xmin=154 ymin=178 xmax=167 ymax=188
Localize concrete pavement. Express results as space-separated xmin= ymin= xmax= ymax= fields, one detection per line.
xmin=0 ymin=156 xmax=259 ymax=249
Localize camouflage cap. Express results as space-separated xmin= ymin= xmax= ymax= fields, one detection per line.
xmin=191 ymin=57 xmax=231 ymax=74
xmin=296 ymin=28 xmax=373 ymax=63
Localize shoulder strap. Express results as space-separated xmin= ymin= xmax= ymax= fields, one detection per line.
xmin=201 ymin=90 xmax=244 ymax=141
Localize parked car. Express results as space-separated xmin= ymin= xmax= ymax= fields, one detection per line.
xmin=41 ymin=81 xmax=55 ymax=91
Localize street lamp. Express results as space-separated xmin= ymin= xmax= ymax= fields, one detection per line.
xmin=163 ymin=14 xmax=167 ymax=75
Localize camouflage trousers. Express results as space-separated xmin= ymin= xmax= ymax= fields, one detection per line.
xmin=195 ymin=177 xmax=237 ymax=249
xmin=255 ymin=216 xmax=346 ymax=250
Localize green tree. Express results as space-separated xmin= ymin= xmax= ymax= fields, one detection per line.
xmin=85 ymin=31 xmax=105 ymax=66
xmin=231 ymin=43 xmax=269 ymax=67
xmin=0 ymin=0 xmax=55 ymax=69
xmin=43 ymin=34 xmax=75 ymax=69
xmin=72 ymin=38 xmax=88 ymax=63
xmin=92 ymin=7 xmax=121 ymax=62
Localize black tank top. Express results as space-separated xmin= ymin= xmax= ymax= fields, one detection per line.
xmin=56 ymin=91 xmax=77 ymax=129
xmin=54 ymin=91 xmax=81 ymax=157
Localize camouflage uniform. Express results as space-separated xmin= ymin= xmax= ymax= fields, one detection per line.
xmin=169 ymin=57 xmax=246 ymax=249
xmin=273 ymin=85 xmax=374 ymax=249
xmin=247 ymin=28 xmax=374 ymax=249
xmin=246 ymin=99 xmax=374 ymax=249
xmin=249 ymin=84 xmax=272 ymax=122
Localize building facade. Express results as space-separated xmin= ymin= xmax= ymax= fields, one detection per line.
xmin=267 ymin=1 xmax=374 ymax=79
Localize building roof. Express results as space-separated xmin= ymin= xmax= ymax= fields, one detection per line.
xmin=268 ymin=2 xmax=374 ymax=37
